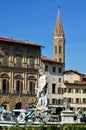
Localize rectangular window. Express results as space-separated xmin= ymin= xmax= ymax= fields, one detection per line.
xmin=58 ymin=88 xmax=63 ymax=94
xmin=76 ymin=98 xmax=79 ymax=103
xmin=64 ymin=88 xmax=67 ymax=93
xmin=16 ymin=57 xmax=22 ymax=67
xmin=76 ymin=98 xmax=81 ymax=103
xmin=52 ymin=99 xmax=57 ymax=105
xmin=58 ymin=99 xmax=63 ymax=105
xmin=2 ymin=55 xmax=8 ymax=66
xmin=68 ymin=88 xmax=72 ymax=93
xmin=59 ymin=78 xmax=61 ymax=82
xmin=29 ymin=56 xmax=35 ymax=68
xmin=83 ymin=89 xmax=86 ymax=93
xmin=52 ymin=84 xmax=56 ymax=93
xmin=75 ymin=88 xmax=81 ymax=93
xmin=15 ymin=53 xmax=22 ymax=67
xmin=58 ymin=67 xmax=62 ymax=73
xmin=83 ymin=98 xmax=86 ymax=103
xmin=45 ymin=65 xmax=48 ymax=71
xmin=68 ymin=98 xmax=73 ymax=103
xmin=52 ymin=66 xmax=56 ymax=72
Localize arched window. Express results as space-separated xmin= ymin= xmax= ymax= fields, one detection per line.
xmin=2 ymin=79 xmax=9 ymax=94
xmin=59 ymin=46 xmax=62 ymax=54
xmin=29 ymin=81 xmax=35 ymax=95
xmin=16 ymin=80 xmax=22 ymax=94
xmin=55 ymin=46 xmax=57 ymax=54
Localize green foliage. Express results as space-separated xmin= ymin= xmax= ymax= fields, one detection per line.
xmin=1 ymin=124 xmax=86 ymax=130
xmin=45 ymin=125 xmax=59 ymax=130
xmin=62 ymin=124 xmax=71 ymax=130
xmin=23 ymin=126 xmax=31 ymax=130
xmin=23 ymin=126 xmax=45 ymax=130
xmin=2 ymin=126 xmax=8 ymax=130
xmin=8 ymin=126 xmax=22 ymax=130
xmin=62 ymin=124 xmax=86 ymax=130
xmin=75 ymin=124 xmax=86 ymax=130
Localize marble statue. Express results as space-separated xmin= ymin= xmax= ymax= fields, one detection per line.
xmin=63 ymin=98 xmax=70 ymax=110
xmin=36 ymin=74 xmax=48 ymax=111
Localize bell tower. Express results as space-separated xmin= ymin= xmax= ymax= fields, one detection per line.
xmin=53 ymin=8 xmax=65 ymax=64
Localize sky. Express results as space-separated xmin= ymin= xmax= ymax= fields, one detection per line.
xmin=0 ymin=0 xmax=86 ymax=74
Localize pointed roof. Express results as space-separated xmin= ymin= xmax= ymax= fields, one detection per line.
xmin=54 ymin=8 xmax=64 ymax=36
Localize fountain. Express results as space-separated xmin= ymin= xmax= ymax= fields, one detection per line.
xmin=12 ymin=74 xmax=57 ymax=125
xmin=35 ymin=74 xmax=50 ymax=125
xmin=0 ymin=75 xmax=85 ymax=126
xmin=10 ymin=74 xmax=51 ymax=125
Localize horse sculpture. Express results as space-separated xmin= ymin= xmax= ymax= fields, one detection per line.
xmin=16 ymin=106 xmax=35 ymax=123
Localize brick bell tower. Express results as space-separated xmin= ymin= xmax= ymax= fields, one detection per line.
xmin=53 ymin=7 xmax=65 ymax=64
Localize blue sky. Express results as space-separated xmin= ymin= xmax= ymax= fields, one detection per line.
xmin=0 ymin=0 xmax=86 ymax=74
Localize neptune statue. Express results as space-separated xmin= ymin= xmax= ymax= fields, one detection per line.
xmin=36 ymin=74 xmax=48 ymax=111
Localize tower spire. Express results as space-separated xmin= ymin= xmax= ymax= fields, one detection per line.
xmin=53 ymin=7 xmax=65 ymax=64
xmin=54 ymin=7 xmax=64 ymax=37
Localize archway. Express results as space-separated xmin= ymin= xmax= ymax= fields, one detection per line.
xmin=15 ymin=102 xmax=22 ymax=109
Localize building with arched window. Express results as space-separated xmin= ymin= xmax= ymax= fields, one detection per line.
xmin=0 ymin=37 xmax=42 ymax=110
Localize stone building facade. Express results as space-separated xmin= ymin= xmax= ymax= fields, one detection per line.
xmin=0 ymin=37 xmax=42 ymax=110
xmin=63 ymin=70 xmax=86 ymax=112
xmin=41 ymin=57 xmax=64 ymax=113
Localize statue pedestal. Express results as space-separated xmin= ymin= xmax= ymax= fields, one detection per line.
xmin=61 ymin=110 xmax=74 ymax=123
